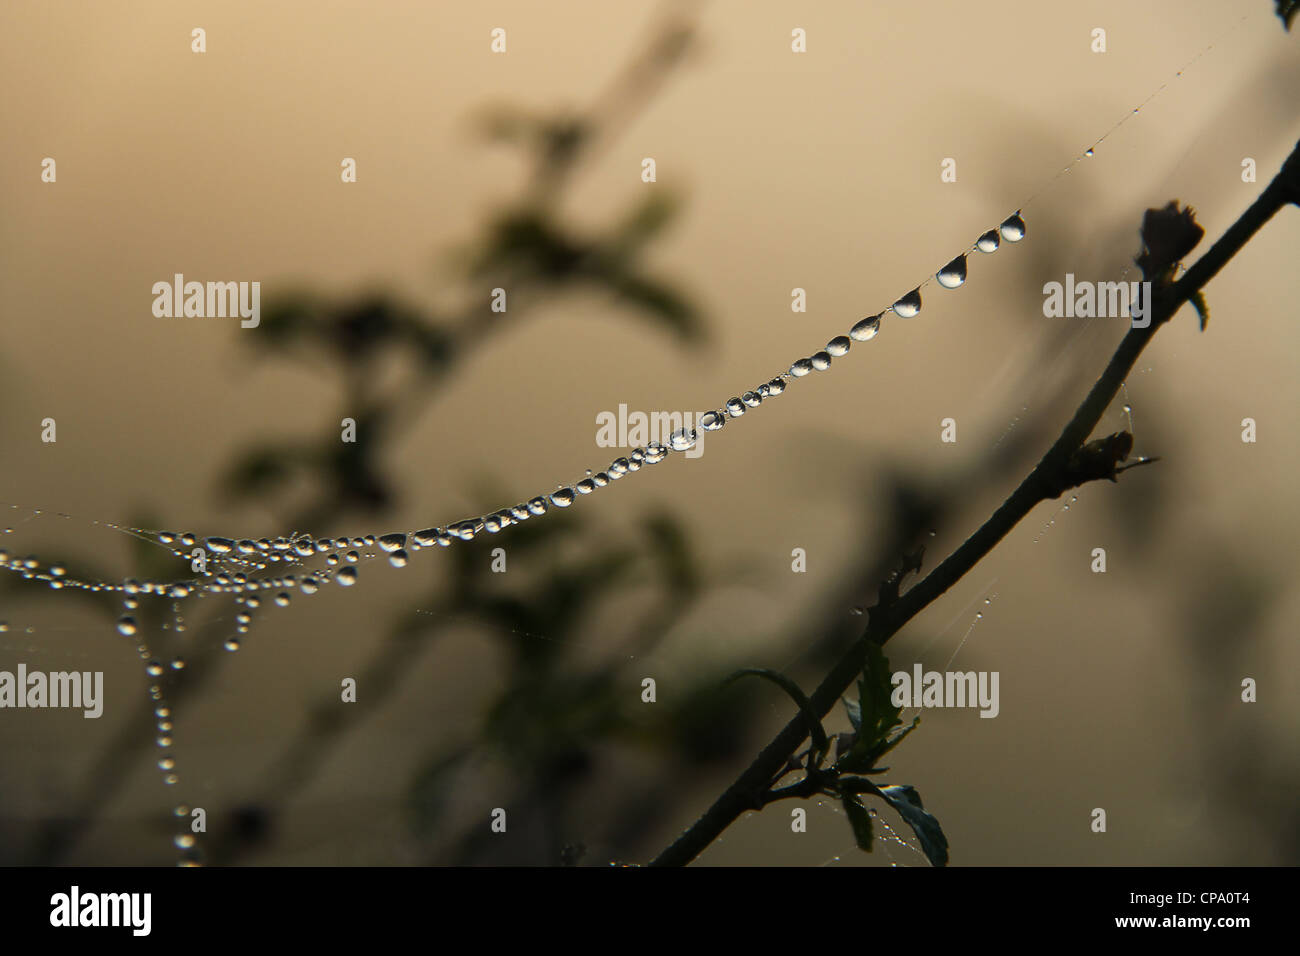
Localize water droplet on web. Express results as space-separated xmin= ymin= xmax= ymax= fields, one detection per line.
xmin=644 ymin=443 xmax=668 ymax=463
xmin=825 ymin=335 xmax=851 ymax=356
xmin=550 ymin=488 xmax=575 ymax=508
xmin=790 ymin=358 xmax=813 ymax=378
xmin=742 ymin=390 xmax=762 ymax=407
xmin=388 ymin=549 xmax=409 ymax=568
xmin=1085 ymin=147 xmax=1094 ymax=157
xmin=527 ymin=497 xmax=548 ymax=516
xmin=891 ymin=289 xmax=922 ymax=318
xmin=205 ymin=537 xmax=234 ymax=554
xmin=610 ymin=457 xmax=630 ymax=475
xmin=849 ymin=606 xmax=864 ymax=616
xmin=117 ymin=616 xmax=137 ymax=636
xmin=668 ymin=427 xmax=697 ymax=452
xmin=301 ymin=577 xmax=320 ymax=595
xmin=999 ymin=212 xmax=1026 ymax=242
xmin=975 ymin=230 xmax=1000 ymax=253
xmin=766 ymin=377 xmax=786 ymax=396
xmin=725 ymin=397 xmax=745 ymax=417
xmin=810 ymin=351 xmax=832 ymax=371
xmin=850 ymin=315 xmax=881 ymax=341
xmin=701 ymin=410 xmax=725 ymax=431
xmin=336 ymin=567 xmax=358 ymax=586
xmin=574 ymin=478 xmax=594 ymax=494
xmin=275 ymin=592 xmax=291 ymax=607
xmin=936 ymin=255 xmax=967 ymax=289
xmin=378 ymin=533 xmax=406 ymax=553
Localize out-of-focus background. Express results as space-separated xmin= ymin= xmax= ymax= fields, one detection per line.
xmin=0 ymin=0 xmax=1296 ymax=865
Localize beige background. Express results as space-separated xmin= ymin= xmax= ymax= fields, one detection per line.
xmin=1 ymin=1 xmax=1297 ymax=865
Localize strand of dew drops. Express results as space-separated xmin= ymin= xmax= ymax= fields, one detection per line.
xmin=0 ymin=211 xmax=1028 ymax=621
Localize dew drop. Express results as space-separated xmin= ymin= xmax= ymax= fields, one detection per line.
xmin=725 ymin=397 xmax=745 ymax=417
xmin=766 ymin=377 xmax=786 ymax=396
xmin=550 ymin=488 xmax=576 ymax=508
xmin=300 ymin=577 xmax=319 ymax=595
xmin=378 ymin=533 xmax=407 ymax=553
xmin=593 ymin=472 xmax=610 ymax=485
xmin=849 ymin=314 xmax=881 ymax=341
xmin=388 ymin=549 xmax=409 ymax=568
xmin=174 ymin=834 xmax=195 ymax=850
xmin=117 ymin=616 xmax=137 ymax=636
xmin=668 ymin=427 xmax=697 ymax=452
xmin=742 ymin=390 xmax=763 ymax=406
xmin=825 ymin=335 xmax=851 ymax=357
xmin=700 ymin=410 xmax=726 ymax=431
xmin=610 ymin=457 xmax=631 ymax=475
xmin=999 ymin=212 xmax=1026 ymax=242
xmin=336 ymin=567 xmax=358 ymax=587
xmin=576 ymin=478 xmax=596 ymax=494
xmin=1085 ymin=147 xmax=1094 ymax=157
xmin=644 ymin=443 xmax=668 ymax=464
xmin=810 ymin=351 xmax=832 ymax=371
xmin=849 ymin=606 xmax=864 ymax=616
xmin=450 ymin=519 xmax=483 ymax=539
xmin=936 ymin=254 xmax=967 ymax=289
xmin=205 ymin=537 xmax=234 ymax=554
xmin=891 ymin=289 xmax=922 ymax=318
xmin=975 ymin=229 xmax=1000 ymax=253
xmin=527 ymin=497 xmax=548 ymax=516
xmin=790 ymin=358 xmax=813 ymax=377
xmin=275 ymin=592 xmax=291 ymax=607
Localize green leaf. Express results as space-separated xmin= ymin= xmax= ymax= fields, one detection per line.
xmin=840 ymin=793 xmax=874 ymax=852
xmin=724 ymin=668 xmax=829 ymax=758
xmin=838 ymin=643 xmax=911 ymax=771
xmin=843 ymin=695 xmax=861 ymax=732
xmin=877 ymin=784 xmax=949 ymax=867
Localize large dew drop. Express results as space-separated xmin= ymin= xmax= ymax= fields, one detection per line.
xmin=550 ymin=488 xmax=576 ymax=508
xmin=378 ymin=533 xmax=407 ymax=553
xmin=937 ymin=254 xmax=967 ymax=289
xmin=336 ymin=567 xmax=358 ymax=586
xmin=700 ymin=410 xmax=726 ymax=431
xmin=999 ymin=212 xmax=1026 ymax=242
xmin=825 ymin=335 xmax=851 ymax=357
xmin=810 ymin=351 xmax=832 ymax=371
xmin=790 ymin=358 xmax=813 ymax=378
xmin=976 ymin=229 xmax=1000 ymax=253
xmin=891 ymin=289 xmax=922 ymax=318
xmin=850 ymin=314 xmax=881 ymax=341
xmin=668 ymin=427 xmax=697 ymax=452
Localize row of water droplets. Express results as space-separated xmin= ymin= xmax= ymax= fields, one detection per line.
xmin=0 ymin=209 xmax=1029 ymax=639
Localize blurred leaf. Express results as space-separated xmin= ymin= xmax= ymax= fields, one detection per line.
xmin=641 ymin=512 xmax=698 ymax=599
xmin=601 ymin=268 xmax=703 ymax=342
xmin=1278 ymin=1 xmax=1298 ymax=31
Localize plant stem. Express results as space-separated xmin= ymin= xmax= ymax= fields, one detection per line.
xmin=650 ymin=138 xmax=1300 ymax=867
